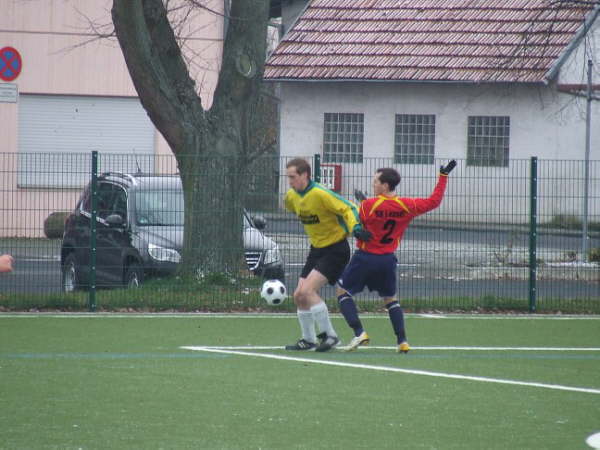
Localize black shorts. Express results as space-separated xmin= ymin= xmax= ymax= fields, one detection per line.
xmin=301 ymin=239 xmax=351 ymax=285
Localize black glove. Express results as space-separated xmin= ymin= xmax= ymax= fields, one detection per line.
xmin=353 ymin=225 xmax=373 ymax=242
xmin=354 ymin=189 xmax=367 ymax=202
xmin=440 ymin=160 xmax=457 ymax=175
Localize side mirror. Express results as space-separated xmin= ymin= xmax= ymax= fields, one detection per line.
xmin=252 ymin=215 xmax=267 ymax=230
xmin=106 ymin=213 xmax=125 ymax=227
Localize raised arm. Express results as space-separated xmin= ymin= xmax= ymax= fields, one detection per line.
xmin=403 ymin=160 xmax=456 ymax=216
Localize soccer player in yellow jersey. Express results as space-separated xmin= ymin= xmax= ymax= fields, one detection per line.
xmin=284 ymin=158 xmax=371 ymax=352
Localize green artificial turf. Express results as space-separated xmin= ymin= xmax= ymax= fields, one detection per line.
xmin=0 ymin=313 xmax=599 ymax=449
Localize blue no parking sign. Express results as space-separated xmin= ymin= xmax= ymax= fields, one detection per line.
xmin=0 ymin=46 xmax=22 ymax=82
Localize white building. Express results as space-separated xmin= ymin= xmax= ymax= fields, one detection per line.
xmin=265 ymin=0 xmax=600 ymax=222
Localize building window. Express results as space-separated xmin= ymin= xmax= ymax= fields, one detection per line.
xmin=323 ymin=113 xmax=363 ymax=163
xmin=394 ymin=114 xmax=435 ymax=164
xmin=467 ymin=116 xmax=510 ymax=167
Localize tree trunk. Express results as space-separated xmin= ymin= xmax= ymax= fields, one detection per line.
xmin=178 ymin=149 xmax=246 ymax=278
xmin=111 ymin=0 xmax=269 ymax=278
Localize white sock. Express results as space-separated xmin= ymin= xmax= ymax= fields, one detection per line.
xmin=297 ymin=309 xmax=316 ymax=343
xmin=310 ymin=302 xmax=337 ymax=338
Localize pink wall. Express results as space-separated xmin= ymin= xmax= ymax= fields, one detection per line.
xmin=0 ymin=0 xmax=224 ymax=237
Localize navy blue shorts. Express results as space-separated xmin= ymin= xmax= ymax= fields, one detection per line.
xmin=338 ymin=250 xmax=397 ymax=298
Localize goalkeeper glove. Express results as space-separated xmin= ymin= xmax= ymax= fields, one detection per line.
xmin=354 ymin=189 xmax=367 ymax=202
xmin=353 ymin=225 xmax=373 ymax=242
xmin=440 ymin=160 xmax=457 ymax=175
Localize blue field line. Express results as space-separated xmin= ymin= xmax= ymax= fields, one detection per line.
xmin=2 ymin=350 xmax=599 ymax=361
xmin=0 ymin=352 xmax=226 ymax=359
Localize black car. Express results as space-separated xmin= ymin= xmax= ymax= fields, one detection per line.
xmin=61 ymin=173 xmax=284 ymax=291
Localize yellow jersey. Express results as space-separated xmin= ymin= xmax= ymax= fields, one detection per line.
xmin=285 ymin=181 xmax=359 ymax=248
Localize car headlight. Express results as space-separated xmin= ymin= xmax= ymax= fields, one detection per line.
xmin=263 ymin=248 xmax=281 ymax=265
xmin=148 ymin=243 xmax=181 ymax=263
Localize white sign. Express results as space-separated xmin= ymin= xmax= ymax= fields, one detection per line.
xmin=0 ymin=83 xmax=18 ymax=103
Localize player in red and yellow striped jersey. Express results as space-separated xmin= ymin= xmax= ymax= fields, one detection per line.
xmin=337 ymin=161 xmax=456 ymax=353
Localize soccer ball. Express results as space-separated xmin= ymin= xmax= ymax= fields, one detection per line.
xmin=260 ymin=279 xmax=287 ymax=305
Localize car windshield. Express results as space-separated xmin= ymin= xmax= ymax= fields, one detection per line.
xmin=134 ymin=188 xmax=254 ymax=228
xmin=134 ymin=189 xmax=184 ymax=226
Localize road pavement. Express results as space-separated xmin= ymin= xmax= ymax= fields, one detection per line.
xmin=1 ymin=221 xmax=598 ymax=301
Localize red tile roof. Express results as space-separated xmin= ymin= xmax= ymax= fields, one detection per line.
xmin=265 ymin=0 xmax=599 ymax=83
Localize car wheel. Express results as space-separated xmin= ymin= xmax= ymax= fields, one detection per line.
xmin=62 ymin=253 xmax=80 ymax=292
xmin=124 ymin=263 xmax=143 ymax=288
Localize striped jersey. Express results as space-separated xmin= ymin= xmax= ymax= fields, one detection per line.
xmin=357 ymin=175 xmax=448 ymax=254
xmin=285 ymin=181 xmax=359 ymax=248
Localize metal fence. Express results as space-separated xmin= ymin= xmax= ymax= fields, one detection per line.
xmin=0 ymin=152 xmax=598 ymax=312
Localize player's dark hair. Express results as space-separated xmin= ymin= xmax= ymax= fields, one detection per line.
xmin=286 ymin=158 xmax=311 ymax=178
xmin=376 ymin=168 xmax=401 ymax=191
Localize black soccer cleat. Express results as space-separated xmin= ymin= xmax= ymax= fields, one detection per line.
xmin=317 ymin=332 xmax=327 ymax=345
xmin=285 ymin=339 xmax=317 ymax=351
xmin=315 ymin=334 xmax=340 ymax=352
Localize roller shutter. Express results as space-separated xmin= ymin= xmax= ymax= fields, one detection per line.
xmin=18 ymin=94 xmax=155 ymax=188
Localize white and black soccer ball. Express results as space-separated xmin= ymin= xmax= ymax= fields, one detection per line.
xmin=260 ymin=279 xmax=287 ymax=305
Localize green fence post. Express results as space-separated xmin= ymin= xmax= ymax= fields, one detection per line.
xmin=528 ymin=157 xmax=538 ymax=313
xmin=89 ymin=151 xmax=98 ymax=312
xmin=314 ymin=154 xmax=321 ymax=183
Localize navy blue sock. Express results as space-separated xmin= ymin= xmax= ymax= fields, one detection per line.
xmin=386 ymin=301 xmax=406 ymax=343
xmin=338 ymin=294 xmax=364 ymax=337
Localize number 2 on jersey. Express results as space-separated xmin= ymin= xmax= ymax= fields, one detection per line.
xmin=380 ymin=219 xmax=396 ymax=244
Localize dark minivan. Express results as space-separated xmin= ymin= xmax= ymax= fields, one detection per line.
xmin=61 ymin=173 xmax=284 ymax=291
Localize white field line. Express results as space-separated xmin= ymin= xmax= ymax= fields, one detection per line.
xmin=181 ymin=346 xmax=600 ymax=395
xmin=183 ymin=345 xmax=600 ymax=351
xmin=1 ymin=313 xmax=600 ymax=320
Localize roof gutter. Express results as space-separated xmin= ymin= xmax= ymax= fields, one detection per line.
xmin=544 ymin=4 xmax=600 ymax=84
